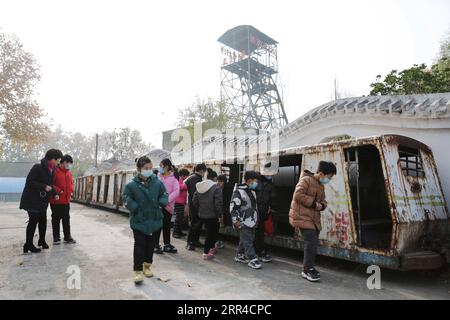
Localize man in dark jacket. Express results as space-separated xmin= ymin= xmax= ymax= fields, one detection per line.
xmin=192 ymin=170 xmax=223 ymax=259
xmin=20 ymin=149 xmax=63 ymax=253
xmin=185 ymin=163 xmax=207 ymax=250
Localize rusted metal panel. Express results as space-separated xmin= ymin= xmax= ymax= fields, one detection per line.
xmin=400 ymin=251 xmax=444 ymax=271
xmin=302 ymin=149 xmax=354 ymax=248
xmin=381 ymin=137 xmax=448 ymax=224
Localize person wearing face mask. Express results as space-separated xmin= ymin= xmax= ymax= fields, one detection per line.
xmin=192 ymin=169 xmax=223 ymax=260
xmin=123 ymin=156 xmax=168 ymax=284
xmin=289 ymin=161 xmax=337 ymax=282
xmin=230 ymin=171 xmax=262 ymax=270
xmin=49 ymin=154 xmax=76 ymax=245
xmin=20 ymin=149 xmax=63 ymax=253
xmin=185 ymin=163 xmax=207 ymax=251
xmin=154 ymin=158 xmax=180 ymax=254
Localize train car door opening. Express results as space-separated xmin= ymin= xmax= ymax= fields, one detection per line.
xmin=344 ymin=145 xmax=392 ymax=249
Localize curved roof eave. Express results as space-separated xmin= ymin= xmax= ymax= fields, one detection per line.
xmin=281 ymin=92 xmax=450 ymax=138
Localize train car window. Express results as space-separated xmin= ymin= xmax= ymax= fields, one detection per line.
xmin=398 ymin=146 xmax=425 ymax=178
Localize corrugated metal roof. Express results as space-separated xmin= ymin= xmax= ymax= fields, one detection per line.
xmin=0 ymin=177 xmax=25 ymax=193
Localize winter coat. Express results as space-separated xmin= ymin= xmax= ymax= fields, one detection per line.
xmin=192 ymin=180 xmax=223 ymax=220
xmin=289 ymin=170 xmax=327 ymax=231
xmin=20 ymin=159 xmax=57 ymax=212
xmin=175 ymin=177 xmax=188 ymax=205
xmin=49 ymin=166 xmax=74 ymax=205
xmin=184 ymin=173 xmax=203 ymax=213
xmin=158 ymin=172 xmax=179 ymax=214
xmin=230 ymin=184 xmax=258 ymax=229
xmin=122 ymin=175 xmax=169 ymax=235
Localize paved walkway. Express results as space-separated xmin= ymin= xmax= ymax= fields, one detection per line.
xmin=0 ymin=203 xmax=449 ymax=299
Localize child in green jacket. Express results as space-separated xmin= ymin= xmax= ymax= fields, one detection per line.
xmin=123 ymin=156 xmax=168 ymax=284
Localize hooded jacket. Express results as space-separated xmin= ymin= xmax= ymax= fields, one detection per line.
xmin=123 ymin=175 xmax=169 ymax=235
xmin=230 ymin=184 xmax=258 ymax=229
xmin=20 ymin=159 xmax=57 ymax=212
xmin=289 ymin=170 xmax=327 ymax=230
xmin=192 ymin=180 xmax=223 ymax=220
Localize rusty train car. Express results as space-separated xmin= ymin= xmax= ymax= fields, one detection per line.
xmin=73 ymin=134 xmax=450 ymax=271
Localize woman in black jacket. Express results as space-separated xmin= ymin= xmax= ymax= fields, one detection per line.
xmin=20 ymin=149 xmax=63 ymax=253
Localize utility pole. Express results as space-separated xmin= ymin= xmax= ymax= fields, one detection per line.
xmin=334 ymin=75 xmax=338 ymax=101
xmin=95 ymin=133 xmax=99 ymax=167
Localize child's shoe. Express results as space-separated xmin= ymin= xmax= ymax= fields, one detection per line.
xmin=301 ymin=267 xmax=320 ymax=282
xmin=247 ymin=258 xmax=262 ymax=270
xmin=134 ymin=271 xmax=144 ymax=284
xmin=143 ymin=262 xmax=153 ymax=278
xmin=202 ymin=252 xmax=215 ymax=260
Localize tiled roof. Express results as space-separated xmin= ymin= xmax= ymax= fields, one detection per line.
xmin=280 ymin=93 xmax=450 ymax=137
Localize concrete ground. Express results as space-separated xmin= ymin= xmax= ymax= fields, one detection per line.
xmin=0 ymin=202 xmax=449 ymax=300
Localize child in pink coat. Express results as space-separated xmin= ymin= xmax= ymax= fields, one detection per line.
xmin=154 ymin=159 xmax=179 ymax=254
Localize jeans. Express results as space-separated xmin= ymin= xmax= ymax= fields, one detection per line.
xmin=50 ymin=204 xmax=71 ymax=241
xmin=26 ymin=211 xmax=47 ymax=245
xmin=133 ymin=229 xmax=155 ymax=271
xmin=203 ymin=218 xmax=218 ymax=254
xmin=237 ymin=227 xmax=257 ymax=260
xmin=187 ymin=206 xmax=203 ymax=244
xmin=301 ymin=229 xmax=320 ymax=269
xmin=154 ymin=208 xmax=172 ymax=246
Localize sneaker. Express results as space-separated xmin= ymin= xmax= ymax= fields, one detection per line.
xmin=234 ymin=254 xmax=249 ymax=264
xmin=53 ymin=239 xmax=61 ymax=245
xmin=163 ymin=244 xmax=178 ymax=253
xmin=258 ymin=254 xmax=273 ymax=263
xmin=301 ymin=267 xmax=321 ymax=282
xmin=215 ymin=241 xmax=225 ymax=249
xmin=202 ymin=252 xmax=215 ymax=260
xmin=247 ymin=258 xmax=262 ymax=270
xmin=64 ymin=238 xmax=77 ymax=244
xmin=154 ymin=245 xmax=164 ymax=254
xmin=186 ymin=243 xmax=196 ymax=251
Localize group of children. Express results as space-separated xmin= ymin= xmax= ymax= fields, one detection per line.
xmin=123 ymin=156 xmax=337 ymax=284
xmin=20 ymin=150 xmax=337 ymax=285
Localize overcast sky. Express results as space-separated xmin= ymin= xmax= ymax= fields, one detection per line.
xmin=1 ymin=0 xmax=449 ymax=147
